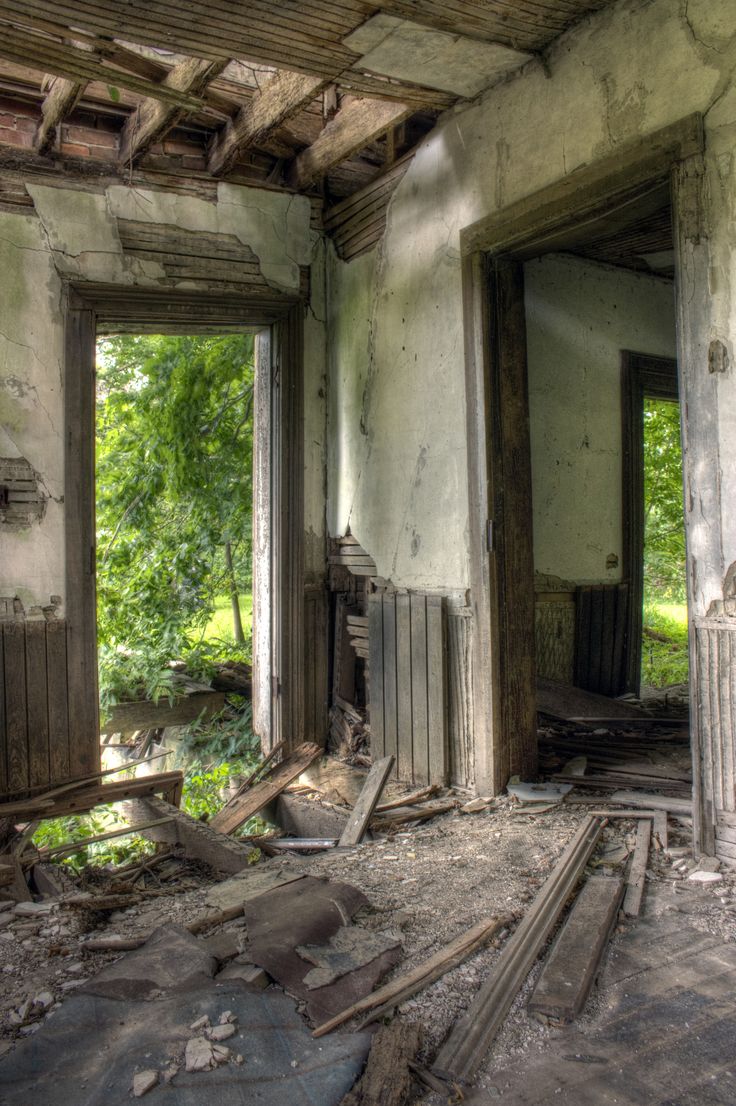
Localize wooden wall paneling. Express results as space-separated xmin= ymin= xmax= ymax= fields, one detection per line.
xmin=3 ymin=621 xmax=28 ymax=793
xmin=588 ymin=586 xmax=604 ymax=693
xmin=447 ymin=602 xmax=473 ymax=788
xmin=599 ymin=586 xmax=616 ymax=696
xmin=426 ymin=594 xmax=448 ymax=784
xmin=410 ymin=592 xmax=430 ymax=785
xmin=611 ymin=583 xmax=628 ymax=696
xmin=368 ymin=591 xmax=385 ymax=759
xmin=0 ymin=622 xmax=5 ymax=795
xmin=395 ymin=592 xmax=413 ymax=783
xmin=46 ymin=619 xmax=70 ymax=784
xmin=382 ymin=593 xmax=399 ymax=765
xmin=24 ymin=619 xmax=49 ymax=789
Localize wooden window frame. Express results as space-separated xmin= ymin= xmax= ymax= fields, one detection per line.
xmin=63 ymin=283 xmax=307 ymax=774
xmin=459 ymin=114 xmax=703 ymax=796
xmin=621 ymin=351 xmax=679 ymax=696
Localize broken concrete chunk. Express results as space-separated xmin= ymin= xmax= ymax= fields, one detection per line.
xmin=216 ymin=959 xmax=269 ymax=988
xmin=189 ymin=1014 xmax=210 ymax=1031
xmin=12 ymin=902 xmax=56 ymax=917
xmin=696 ymin=856 xmax=721 ymax=873
xmin=296 ymin=926 xmax=402 ymax=990
xmin=460 ymin=798 xmax=490 ymax=814
xmin=688 ymin=870 xmax=723 ymax=883
xmin=132 ymin=1070 xmax=159 ymax=1097
xmin=219 ymin=1010 xmax=236 ymax=1024
xmin=507 ymin=781 xmax=573 ymax=804
xmin=207 ymin=1022 xmax=236 ymax=1041
xmin=32 ymin=991 xmax=54 ymax=1011
xmin=185 ymin=1037 xmax=217 ymax=1073
xmin=203 ymin=928 xmax=243 ymax=964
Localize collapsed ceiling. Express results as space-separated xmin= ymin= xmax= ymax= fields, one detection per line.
xmin=0 ymin=1 xmax=614 ymax=252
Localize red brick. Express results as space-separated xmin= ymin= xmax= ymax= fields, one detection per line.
xmin=163 ymin=137 xmax=203 ymax=156
xmin=59 ymin=142 xmax=90 ymax=157
xmin=0 ymin=112 xmax=17 ymax=128
xmin=14 ymin=115 xmax=38 ymax=133
xmin=0 ymin=128 xmax=33 ymax=148
xmin=87 ymin=142 xmax=117 ymax=161
xmin=64 ymin=124 xmax=118 ymax=148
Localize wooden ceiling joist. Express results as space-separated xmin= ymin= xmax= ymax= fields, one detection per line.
xmin=35 ymin=76 xmax=85 ymax=155
xmin=119 ymin=57 xmax=227 ymax=166
xmin=286 ymin=96 xmax=411 ymax=190
xmin=208 ymin=71 xmax=327 ymax=177
xmin=0 ymin=22 xmax=205 ymax=111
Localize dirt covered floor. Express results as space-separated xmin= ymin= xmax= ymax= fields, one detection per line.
xmin=3 ymin=779 xmax=736 ymax=1099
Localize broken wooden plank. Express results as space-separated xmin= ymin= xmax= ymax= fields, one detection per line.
xmin=528 ymin=875 xmax=624 ymax=1022
xmin=120 ymin=56 xmax=227 ymax=165
xmin=623 ymin=818 xmax=651 ymax=918
xmin=435 ymin=816 xmax=606 ymax=1081
xmin=370 ymin=799 xmax=457 ymax=828
xmin=653 ymin=810 xmax=668 ymax=849
xmin=208 ymin=70 xmax=326 ymax=176
xmin=610 ymin=791 xmax=693 ymax=815
xmin=123 ymin=794 xmax=260 ymax=875
xmin=338 ymin=755 xmax=395 ymax=846
xmin=6 ymin=771 xmax=183 ymax=821
xmin=210 ymin=742 xmax=322 ymax=835
xmin=287 ymin=96 xmax=411 ymax=190
xmin=375 ymin=784 xmax=441 ymax=813
xmin=102 ymin=689 xmax=227 ymax=735
xmin=537 ymin=677 xmax=646 ymax=721
xmin=256 ymin=837 xmax=338 ymax=852
xmin=313 ymin=914 xmax=513 ymax=1038
xmin=341 ymin=1022 xmax=421 ymax=1106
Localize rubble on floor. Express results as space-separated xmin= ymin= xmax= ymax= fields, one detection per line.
xmin=2 ymin=732 xmax=736 ymax=1104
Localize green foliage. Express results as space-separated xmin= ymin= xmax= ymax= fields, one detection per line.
xmin=95 ymin=334 xmax=255 ymax=705
xmin=181 ymin=758 xmax=267 ymax=843
xmin=642 ymin=600 xmax=689 ymax=688
xmin=32 ymin=806 xmax=154 ymax=869
xmin=642 ymin=398 xmax=686 ymax=603
xmin=177 ymin=702 xmax=258 ymax=762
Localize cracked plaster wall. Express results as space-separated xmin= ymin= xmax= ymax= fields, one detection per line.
xmin=525 ymin=254 xmax=676 ymax=584
xmin=0 ymin=179 xmax=325 ymax=610
xmin=327 ymin=0 xmax=736 ymax=614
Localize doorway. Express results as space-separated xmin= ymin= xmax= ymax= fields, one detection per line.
xmin=63 ymin=287 xmax=308 ymax=782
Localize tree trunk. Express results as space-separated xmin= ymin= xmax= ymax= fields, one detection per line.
xmin=224 ymin=541 xmax=245 ymax=644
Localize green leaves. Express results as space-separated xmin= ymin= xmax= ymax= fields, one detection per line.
xmin=96 ymin=334 xmax=255 ymax=704
xmin=643 ymin=397 xmax=686 ymax=604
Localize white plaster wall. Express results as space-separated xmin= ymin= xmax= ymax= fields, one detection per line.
xmin=525 ymin=254 xmax=676 ymax=584
xmin=327 ymin=0 xmax=736 ymax=611
xmin=0 ymin=180 xmax=325 ymax=610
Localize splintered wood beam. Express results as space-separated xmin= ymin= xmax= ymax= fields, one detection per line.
xmin=35 ymin=75 xmax=84 ymax=154
xmin=209 ymin=70 xmax=327 ymax=177
xmin=286 ymin=96 xmax=411 ymax=191
xmin=119 ymin=56 xmax=227 ymax=166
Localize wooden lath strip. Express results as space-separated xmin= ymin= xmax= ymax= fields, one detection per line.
xmin=208 ymin=71 xmax=327 ymax=177
xmin=287 ymin=96 xmax=411 ymax=190
xmin=119 ymin=57 xmax=228 ymax=165
xmin=0 ymin=22 xmax=205 ymax=110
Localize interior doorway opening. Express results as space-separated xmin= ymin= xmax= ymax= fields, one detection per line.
xmin=94 ymin=332 xmax=258 ymax=781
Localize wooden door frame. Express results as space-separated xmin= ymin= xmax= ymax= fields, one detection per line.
xmin=460 ymin=114 xmax=703 ymax=795
xmin=64 ymin=284 xmax=306 ymax=767
xmin=621 ymin=351 xmax=679 ymax=696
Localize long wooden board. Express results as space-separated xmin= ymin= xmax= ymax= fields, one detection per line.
xmin=338 ymin=755 xmax=394 ymax=847
xmin=623 ymin=818 xmax=651 ymax=918
xmin=435 ymin=816 xmax=606 ymax=1081
xmin=210 ymin=742 xmax=322 ymax=835
xmin=528 ymin=875 xmax=624 ymax=1022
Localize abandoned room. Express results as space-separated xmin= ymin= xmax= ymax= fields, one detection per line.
xmin=1 ymin=0 xmax=735 ymax=1102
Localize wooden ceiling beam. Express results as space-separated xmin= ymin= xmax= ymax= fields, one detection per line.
xmin=208 ymin=70 xmax=327 ymax=177
xmin=0 ymin=22 xmax=205 ymax=111
xmin=35 ymin=75 xmax=85 ymax=155
xmin=119 ymin=56 xmax=228 ymax=166
xmin=286 ymin=96 xmax=411 ymax=191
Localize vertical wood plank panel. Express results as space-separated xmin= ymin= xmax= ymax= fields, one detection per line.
xmin=0 ymin=625 xmax=6 ymax=795
xmin=368 ymin=592 xmax=385 ymax=760
xmin=4 ymin=622 xmax=28 ymax=793
xmin=395 ymin=593 xmax=413 ymax=782
xmin=611 ymin=584 xmax=628 ymax=696
xmin=382 ymin=594 xmax=398 ymax=766
xmin=722 ymin=631 xmax=735 ymax=812
xmin=25 ymin=620 xmax=50 ymax=789
xmin=426 ymin=595 xmax=448 ymax=785
xmin=708 ymin=629 xmax=724 ymax=811
xmin=574 ymin=587 xmax=591 ymax=688
xmin=410 ymin=592 xmax=429 ymax=785
xmin=599 ymin=586 xmax=616 ymax=696
xmin=588 ymin=586 xmax=604 ymax=692
xmin=47 ymin=620 xmax=70 ymax=784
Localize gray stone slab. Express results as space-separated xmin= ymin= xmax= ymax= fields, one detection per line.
xmin=79 ymin=923 xmax=215 ymax=1000
xmin=0 ymin=980 xmax=372 ymax=1106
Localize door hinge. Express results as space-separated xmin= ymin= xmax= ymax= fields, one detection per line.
xmin=486 ymin=519 xmax=494 ymax=553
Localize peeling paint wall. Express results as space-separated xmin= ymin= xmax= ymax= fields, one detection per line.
xmin=0 ymin=180 xmax=325 ymax=612
xmin=327 ymin=0 xmax=736 ymax=613
xmin=525 ymin=254 xmax=676 ymax=584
